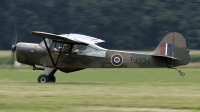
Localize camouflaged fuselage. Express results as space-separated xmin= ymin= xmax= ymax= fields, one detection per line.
xmin=16 ymin=32 xmax=190 ymax=69
xmin=16 ymin=46 xmax=189 ymax=69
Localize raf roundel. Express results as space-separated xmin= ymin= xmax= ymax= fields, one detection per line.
xmin=111 ymin=54 xmax=123 ymax=66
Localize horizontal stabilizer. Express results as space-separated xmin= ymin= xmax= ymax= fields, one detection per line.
xmin=152 ymin=54 xmax=180 ymax=60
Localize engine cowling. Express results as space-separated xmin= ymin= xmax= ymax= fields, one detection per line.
xmin=16 ymin=42 xmax=37 ymax=65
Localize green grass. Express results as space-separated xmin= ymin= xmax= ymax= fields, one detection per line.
xmin=0 ymin=50 xmax=13 ymax=65
xmin=0 ymin=50 xmax=200 ymax=111
xmin=0 ymin=68 xmax=200 ymax=112
xmin=0 ymin=50 xmax=11 ymax=56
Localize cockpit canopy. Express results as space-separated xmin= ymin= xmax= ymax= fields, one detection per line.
xmin=39 ymin=39 xmax=106 ymax=57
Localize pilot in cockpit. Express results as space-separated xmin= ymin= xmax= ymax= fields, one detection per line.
xmin=62 ymin=44 xmax=79 ymax=54
xmin=53 ymin=41 xmax=79 ymax=54
xmin=62 ymin=44 xmax=71 ymax=52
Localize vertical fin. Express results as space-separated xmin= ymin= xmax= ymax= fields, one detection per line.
xmin=152 ymin=32 xmax=190 ymax=66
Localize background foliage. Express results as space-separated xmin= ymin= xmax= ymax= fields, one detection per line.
xmin=1 ymin=0 xmax=200 ymax=50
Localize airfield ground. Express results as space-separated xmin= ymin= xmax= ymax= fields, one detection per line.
xmin=0 ymin=50 xmax=200 ymax=112
xmin=0 ymin=68 xmax=200 ymax=112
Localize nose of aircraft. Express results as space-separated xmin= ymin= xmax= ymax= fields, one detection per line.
xmin=14 ymin=42 xmax=38 ymax=65
xmin=11 ymin=43 xmax=19 ymax=67
xmin=12 ymin=44 xmax=17 ymax=52
xmin=11 ymin=42 xmax=20 ymax=55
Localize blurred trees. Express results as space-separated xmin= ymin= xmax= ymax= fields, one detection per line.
xmin=0 ymin=0 xmax=200 ymax=50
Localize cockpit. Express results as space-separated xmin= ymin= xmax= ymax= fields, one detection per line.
xmin=39 ymin=39 xmax=83 ymax=54
xmin=39 ymin=38 xmax=106 ymax=57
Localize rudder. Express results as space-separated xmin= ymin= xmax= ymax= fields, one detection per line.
xmin=152 ymin=32 xmax=190 ymax=67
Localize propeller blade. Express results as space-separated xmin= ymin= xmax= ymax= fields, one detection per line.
xmin=14 ymin=29 xmax=18 ymax=45
xmin=11 ymin=24 xmax=18 ymax=69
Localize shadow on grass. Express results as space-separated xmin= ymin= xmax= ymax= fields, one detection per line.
xmin=29 ymin=81 xmax=126 ymax=85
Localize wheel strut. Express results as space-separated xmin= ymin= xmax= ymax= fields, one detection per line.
xmin=174 ymin=68 xmax=185 ymax=77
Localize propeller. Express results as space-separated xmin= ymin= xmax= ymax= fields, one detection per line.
xmin=11 ymin=24 xmax=18 ymax=68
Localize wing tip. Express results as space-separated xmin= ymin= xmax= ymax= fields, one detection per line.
xmin=31 ymin=31 xmax=44 ymax=35
xmin=31 ymin=31 xmax=55 ymax=36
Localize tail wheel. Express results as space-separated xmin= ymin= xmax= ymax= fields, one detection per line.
xmin=38 ymin=74 xmax=49 ymax=83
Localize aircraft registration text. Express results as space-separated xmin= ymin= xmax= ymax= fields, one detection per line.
xmin=130 ymin=57 xmax=150 ymax=64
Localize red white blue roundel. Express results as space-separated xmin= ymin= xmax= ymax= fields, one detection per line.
xmin=111 ymin=54 xmax=123 ymax=66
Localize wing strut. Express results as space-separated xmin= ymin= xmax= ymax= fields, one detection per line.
xmin=43 ymin=38 xmax=56 ymax=68
xmin=55 ymin=42 xmax=64 ymax=66
xmin=43 ymin=38 xmax=65 ymax=68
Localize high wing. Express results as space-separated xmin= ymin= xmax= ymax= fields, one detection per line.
xmin=32 ymin=31 xmax=105 ymax=45
xmin=60 ymin=33 xmax=105 ymax=44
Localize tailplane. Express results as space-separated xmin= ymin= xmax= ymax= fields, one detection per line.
xmin=152 ymin=32 xmax=190 ymax=67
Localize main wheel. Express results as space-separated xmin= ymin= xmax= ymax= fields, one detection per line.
xmin=49 ymin=76 xmax=56 ymax=82
xmin=38 ymin=74 xmax=49 ymax=83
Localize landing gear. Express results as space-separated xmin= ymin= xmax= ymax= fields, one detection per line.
xmin=179 ymin=71 xmax=185 ymax=77
xmin=37 ymin=67 xmax=57 ymax=83
xmin=174 ymin=68 xmax=185 ymax=77
xmin=49 ymin=75 xmax=56 ymax=82
xmin=38 ymin=74 xmax=56 ymax=83
xmin=38 ymin=74 xmax=49 ymax=83
xmin=37 ymin=38 xmax=62 ymax=83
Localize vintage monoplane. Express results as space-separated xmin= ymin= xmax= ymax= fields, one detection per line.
xmin=12 ymin=31 xmax=190 ymax=83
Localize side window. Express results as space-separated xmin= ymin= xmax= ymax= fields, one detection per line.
xmin=52 ymin=41 xmax=72 ymax=52
xmin=53 ymin=42 xmax=62 ymax=51
xmin=39 ymin=39 xmax=52 ymax=49
xmin=74 ymin=44 xmax=87 ymax=51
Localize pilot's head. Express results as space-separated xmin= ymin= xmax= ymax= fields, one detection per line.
xmin=62 ymin=44 xmax=70 ymax=52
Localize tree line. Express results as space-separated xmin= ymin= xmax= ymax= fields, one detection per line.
xmin=1 ymin=0 xmax=200 ymax=50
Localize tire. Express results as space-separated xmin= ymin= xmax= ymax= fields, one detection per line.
xmin=49 ymin=75 xmax=56 ymax=82
xmin=38 ymin=74 xmax=49 ymax=83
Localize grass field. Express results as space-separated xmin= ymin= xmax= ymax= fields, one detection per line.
xmin=0 ymin=68 xmax=200 ymax=112
xmin=0 ymin=50 xmax=12 ymax=56
xmin=0 ymin=50 xmax=200 ymax=112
